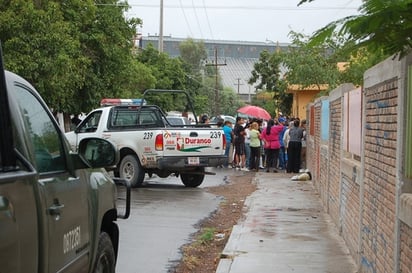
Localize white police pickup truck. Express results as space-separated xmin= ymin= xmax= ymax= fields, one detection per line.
xmin=66 ymin=90 xmax=227 ymax=188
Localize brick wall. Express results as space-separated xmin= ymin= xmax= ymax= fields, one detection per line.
xmin=341 ymin=173 xmax=361 ymax=260
xmin=328 ymin=98 xmax=342 ymax=225
xmin=305 ymin=54 xmax=412 ymax=273
xmin=313 ymin=102 xmax=321 ymax=191
xmin=319 ymin=145 xmax=329 ymax=208
xmin=361 ymin=78 xmax=398 ymax=272
xmin=400 ymin=221 xmax=412 ymax=272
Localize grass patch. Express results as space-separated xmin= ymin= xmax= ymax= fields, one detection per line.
xmin=198 ymin=227 xmax=216 ymax=245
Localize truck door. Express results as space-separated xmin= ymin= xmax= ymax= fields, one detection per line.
xmin=13 ymin=84 xmax=90 ymax=273
xmin=0 ymin=154 xmax=38 ymax=273
xmin=65 ymin=110 xmax=103 ymax=152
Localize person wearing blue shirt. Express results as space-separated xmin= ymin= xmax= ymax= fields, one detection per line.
xmin=278 ymin=117 xmax=288 ymax=170
xmin=222 ymin=120 xmax=233 ymax=168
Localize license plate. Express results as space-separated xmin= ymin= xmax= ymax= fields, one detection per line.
xmin=188 ymin=157 xmax=200 ymax=165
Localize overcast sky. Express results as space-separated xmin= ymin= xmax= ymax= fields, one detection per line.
xmin=125 ymin=0 xmax=363 ymax=43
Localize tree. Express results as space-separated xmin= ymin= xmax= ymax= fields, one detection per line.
xmin=0 ymin=0 xmax=87 ymax=112
xmin=282 ymin=30 xmax=388 ymax=100
xmin=282 ymin=32 xmax=341 ymax=92
xmin=248 ymin=49 xmax=292 ymax=117
xmin=177 ymin=39 xmax=242 ymax=117
xmin=136 ymin=44 xmax=187 ymax=111
xmin=219 ymin=87 xmax=245 ymax=116
xmin=71 ymin=0 xmax=142 ymax=112
xmin=177 ymin=39 xmax=210 ymax=115
xmin=179 ymin=38 xmax=207 ymax=73
xmin=335 ymin=44 xmax=386 ymax=85
xmin=0 ymin=0 xmax=145 ymax=114
xmin=298 ymin=0 xmax=412 ymax=58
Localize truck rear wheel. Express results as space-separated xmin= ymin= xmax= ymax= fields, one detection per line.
xmin=180 ymin=171 xmax=205 ymax=187
xmin=119 ymin=155 xmax=145 ymax=187
xmin=93 ymin=232 xmax=115 ymax=273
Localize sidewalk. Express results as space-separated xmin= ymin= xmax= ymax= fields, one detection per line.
xmin=216 ymin=172 xmax=357 ymax=273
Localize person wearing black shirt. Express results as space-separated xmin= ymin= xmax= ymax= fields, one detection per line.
xmin=233 ymin=117 xmax=248 ymax=171
xmin=286 ymin=119 xmax=304 ymax=173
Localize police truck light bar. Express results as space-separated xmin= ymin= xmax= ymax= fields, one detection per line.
xmin=100 ymin=98 xmax=146 ymax=107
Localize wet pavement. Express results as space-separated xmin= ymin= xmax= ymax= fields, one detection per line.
xmin=217 ymin=172 xmax=357 ymax=273
xmin=115 ymin=169 xmax=227 ymax=273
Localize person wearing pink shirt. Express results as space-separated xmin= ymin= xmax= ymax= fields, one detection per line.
xmin=260 ymin=118 xmax=284 ymax=173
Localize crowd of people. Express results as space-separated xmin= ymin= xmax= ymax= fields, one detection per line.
xmin=219 ymin=115 xmax=307 ymax=174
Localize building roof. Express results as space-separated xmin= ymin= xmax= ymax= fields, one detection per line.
xmin=140 ymin=36 xmax=290 ymax=96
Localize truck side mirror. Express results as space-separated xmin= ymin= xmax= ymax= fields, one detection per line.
xmin=77 ymin=138 xmax=119 ymax=168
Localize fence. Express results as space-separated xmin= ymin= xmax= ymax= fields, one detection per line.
xmin=306 ymin=53 xmax=412 ymax=273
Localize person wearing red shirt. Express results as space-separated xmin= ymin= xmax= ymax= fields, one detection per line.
xmin=260 ymin=118 xmax=284 ymax=173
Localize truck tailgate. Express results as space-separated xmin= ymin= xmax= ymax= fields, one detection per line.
xmin=163 ymin=127 xmax=225 ymax=157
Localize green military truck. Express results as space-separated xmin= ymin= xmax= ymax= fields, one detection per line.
xmin=0 ymin=44 xmax=130 ymax=273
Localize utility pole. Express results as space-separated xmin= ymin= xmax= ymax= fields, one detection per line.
xmin=158 ymin=0 xmax=164 ymax=52
xmin=206 ymin=47 xmax=226 ymax=115
xmin=234 ymin=78 xmax=243 ymax=94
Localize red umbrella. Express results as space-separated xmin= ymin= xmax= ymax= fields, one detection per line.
xmin=237 ymin=105 xmax=271 ymax=120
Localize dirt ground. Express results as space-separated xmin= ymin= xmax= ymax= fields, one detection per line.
xmin=170 ymin=171 xmax=257 ymax=273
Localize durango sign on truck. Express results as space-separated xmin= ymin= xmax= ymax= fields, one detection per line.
xmin=0 ymin=44 xmax=130 ymax=273
xmin=66 ymin=90 xmax=227 ymax=188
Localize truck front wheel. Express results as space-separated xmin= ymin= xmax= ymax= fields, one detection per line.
xmin=93 ymin=232 xmax=115 ymax=273
xmin=180 ymin=171 xmax=205 ymax=187
xmin=119 ymin=155 xmax=145 ymax=187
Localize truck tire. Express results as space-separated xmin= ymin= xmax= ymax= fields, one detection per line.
xmin=119 ymin=154 xmax=145 ymax=187
xmin=180 ymin=171 xmax=205 ymax=187
xmin=93 ymin=232 xmax=115 ymax=273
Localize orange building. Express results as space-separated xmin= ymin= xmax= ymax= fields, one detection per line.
xmin=286 ymin=62 xmax=349 ymax=119
xmin=287 ymin=84 xmax=328 ymax=119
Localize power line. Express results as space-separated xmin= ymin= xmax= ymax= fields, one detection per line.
xmin=202 ymin=0 xmax=214 ymax=39
xmin=191 ymin=0 xmax=204 ymax=38
xmin=179 ymin=0 xmax=194 ymax=37
xmin=129 ymin=4 xmax=359 ymax=11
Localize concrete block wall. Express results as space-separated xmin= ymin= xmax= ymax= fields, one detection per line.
xmin=306 ymin=54 xmax=412 ymax=273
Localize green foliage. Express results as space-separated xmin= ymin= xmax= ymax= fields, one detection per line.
xmin=337 ymin=46 xmax=386 ymax=85
xmin=135 ymin=44 xmax=187 ymax=111
xmin=0 ymin=0 xmax=87 ymax=112
xmin=219 ymin=87 xmax=245 ymax=116
xmin=306 ymin=0 xmax=411 ymax=58
xmin=283 ymin=32 xmax=341 ymax=91
xmin=0 ymin=0 xmax=244 ymax=118
xmin=177 ymin=38 xmax=210 ymax=115
xmin=248 ymin=49 xmax=292 ymax=117
xmin=198 ymin=227 xmax=215 ymax=245
xmin=282 ymin=31 xmax=386 ymax=94
xmin=176 ymin=39 xmax=244 ymax=116
xmin=0 ymin=0 xmax=146 ymax=113
xmin=249 ymin=50 xmax=282 ymax=91
xmin=178 ymin=38 xmax=207 ymax=72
